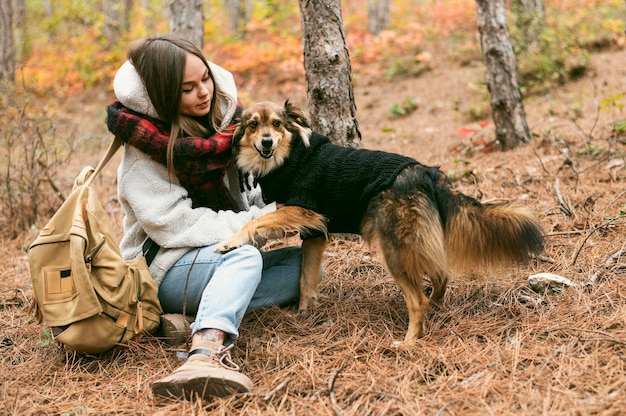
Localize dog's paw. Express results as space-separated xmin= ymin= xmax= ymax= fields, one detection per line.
xmin=298 ymin=295 xmax=318 ymax=312
xmin=214 ymin=240 xmax=241 ymax=254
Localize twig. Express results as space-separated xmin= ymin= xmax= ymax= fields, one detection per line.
xmin=435 ymin=400 xmax=463 ymax=416
xmin=532 ymin=254 xmax=557 ymax=264
xmin=579 ymin=338 xmax=626 ymax=346
xmin=605 ymin=248 xmax=626 ymax=265
xmin=588 ymin=247 xmax=626 ymax=285
xmin=37 ymin=159 xmax=65 ymax=203
xmin=528 ymin=139 xmax=550 ymax=176
xmin=554 ymin=178 xmax=572 ymax=218
xmin=570 ymin=217 xmax=622 ymax=266
xmin=0 ymin=288 xmax=28 ymax=307
xmin=517 ymin=293 xmax=546 ymax=306
xmin=451 ymin=369 xmax=487 ymax=388
xmin=547 ymin=327 xmax=626 ymax=346
xmin=588 ymin=269 xmax=607 ymax=286
xmin=545 ymin=230 xmax=584 ymax=237
xmin=600 ymin=190 xmax=626 ymax=219
xmin=263 ymin=377 xmax=291 ymax=401
xmin=328 ymin=365 xmax=345 ymax=416
xmin=546 ymin=327 xmax=614 ymax=337
xmin=571 ymin=191 xmax=626 ymax=266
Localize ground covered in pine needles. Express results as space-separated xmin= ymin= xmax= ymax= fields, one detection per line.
xmin=2 ymin=49 xmax=626 ymax=415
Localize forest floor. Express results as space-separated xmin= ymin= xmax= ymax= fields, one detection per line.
xmin=2 ymin=46 xmax=626 ymax=415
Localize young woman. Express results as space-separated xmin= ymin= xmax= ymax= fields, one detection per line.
xmin=106 ymin=34 xmax=303 ymax=402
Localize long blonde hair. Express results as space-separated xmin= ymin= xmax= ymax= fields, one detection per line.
xmin=127 ymin=34 xmax=235 ymax=171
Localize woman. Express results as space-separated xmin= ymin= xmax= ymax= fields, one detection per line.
xmin=106 ymin=34 xmax=302 ymax=402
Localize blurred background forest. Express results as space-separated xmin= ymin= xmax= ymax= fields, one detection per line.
xmin=6 ymin=0 xmax=623 ymax=97
xmin=1 ymin=0 xmax=624 ymax=240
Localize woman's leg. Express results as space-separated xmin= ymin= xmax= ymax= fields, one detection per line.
xmin=246 ymin=246 xmax=303 ymax=314
xmin=153 ymin=244 xmax=262 ymax=400
xmin=158 ymin=244 xmax=263 ymax=340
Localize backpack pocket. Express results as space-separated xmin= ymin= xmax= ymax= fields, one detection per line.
xmin=53 ymin=314 xmax=128 ymax=355
xmin=40 ymin=261 xmax=77 ymax=304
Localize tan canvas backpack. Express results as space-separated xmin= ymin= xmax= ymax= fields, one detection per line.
xmin=29 ymin=138 xmax=162 ymax=354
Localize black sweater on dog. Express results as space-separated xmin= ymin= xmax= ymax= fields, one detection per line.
xmin=258 ymin=133 xmax=418 ymax=235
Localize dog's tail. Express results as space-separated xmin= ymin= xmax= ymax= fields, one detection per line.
xmin=363 ymin=164 xmax=543 ymax=303
xmin=434 ymin=175 xmax=544 ymax=278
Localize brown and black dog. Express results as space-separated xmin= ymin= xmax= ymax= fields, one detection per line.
xmin=215 ymin=101 xmax=544 ymax=343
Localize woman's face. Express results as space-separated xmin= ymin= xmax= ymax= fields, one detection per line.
xmin=179 ymin=53 xmax=214 ymax=118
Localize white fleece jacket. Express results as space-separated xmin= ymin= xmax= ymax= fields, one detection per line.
xmin=114 ymin=61 xmax=274 ymax=284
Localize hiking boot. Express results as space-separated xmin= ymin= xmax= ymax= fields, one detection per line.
xmin=151 ymin=344 xmax=252 ymax=401
xmin=159 ymin=314 xmax=193 ymax=346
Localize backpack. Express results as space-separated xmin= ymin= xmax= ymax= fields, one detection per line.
xmin=28 ymin=137 xmax=163 ymax=355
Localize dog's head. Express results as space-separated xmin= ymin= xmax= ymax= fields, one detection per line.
xmin=233 ymin=100 xmax=312 ymax=177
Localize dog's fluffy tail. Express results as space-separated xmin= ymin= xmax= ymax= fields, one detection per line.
xmin=437 ymin=185 xmax=544 ymax=275
xmin=363 ymin=164 xmax=543 ymax=303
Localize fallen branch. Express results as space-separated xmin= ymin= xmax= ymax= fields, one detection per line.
xmin=451 ymin=362 xmax=495 ymax=388
xmin=554 ymin=178 xmax=572 ymax=218
xmin=329 ymin=365 xmax=345 ymax=416
xmin=532 ymin=254 xmax=557 ymax=264
xmin=263 ymin=377 xmax=291 ymax=401
xmin=547 ymin=327 xmax=626 ymax=347
xmin=570 ymin=217 xmax=623 ymax=266
xmin=588 ymin=247 xmax=626 ymax=285
xmin=546 ymin=327 xmax=617 ymax=338
xmin=545 ymin=230 xmax=584 ymax=237
xmin=517 ymin=293 xmax=546 ymax=306
xmin=580 ymin=338 xmax=626 ymax=346
xmin=435 ymin=400 xmax=463 ymax=416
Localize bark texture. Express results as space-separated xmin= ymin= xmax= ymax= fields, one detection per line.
xmin=298 ymin=0 xmax=361 ymax=147
xmin=476 ymin=0 xmax=531 ymax=150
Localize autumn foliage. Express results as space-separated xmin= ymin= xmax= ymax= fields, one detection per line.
xmin=15 ymin=0 xmax=623 ymax=98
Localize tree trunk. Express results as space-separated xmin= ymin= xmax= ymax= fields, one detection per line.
xmin=12 ymin=0 xmax=26 ymax=60
xmin=511 ymin=0 xmax=544 ymax=19
xmin=140 ymin=0 xmax=155 ymax=33
xmin=510 ymin=0 xmax=544 ymax=53
xmin=224 ymin=0 xmax=251 ymax=38
xmin=476 ymin=0 xmax=531 ymax=150
xmin=102 ymin=0 xmax=132 ymax=46
xmin=0 ymin=0 xmax=15 ymax=84
xmin=298 ymin=0 xmax=361 ymax=147
xmin=169 ymin=0 xmax=204 ymax=48
xmin=368 ymin=0 xmax=390 ymax=35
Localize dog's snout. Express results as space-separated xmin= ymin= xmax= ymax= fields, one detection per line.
xmin=261 ymin=136 xmax=274 ymax=149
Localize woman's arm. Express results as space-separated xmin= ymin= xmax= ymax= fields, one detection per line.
xmin=118 ymin=146 xmax=275 ymax=249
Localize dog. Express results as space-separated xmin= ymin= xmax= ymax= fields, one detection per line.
xmin=215 ymin=101 xmax=544 ymax=343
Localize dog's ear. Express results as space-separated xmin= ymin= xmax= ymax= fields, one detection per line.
xmin=232 ymin=116 xmax=247 ymax=155
xmin=283 ymin=100 xmax=312 ymax=147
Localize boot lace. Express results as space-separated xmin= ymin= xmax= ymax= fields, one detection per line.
xmin=213 ymin=344 xmax=240 ymax=371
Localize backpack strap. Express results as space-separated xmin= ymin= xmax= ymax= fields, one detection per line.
xmin=83 ymin=137 xmax=124 ymax=187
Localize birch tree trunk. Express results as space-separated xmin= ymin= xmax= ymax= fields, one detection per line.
xmin=298 ymin=0 xmax=361 ymax=147
xmin=0 ymin=0 xmax=15 ymax=84
xmin=368 ymin=0 xmax=390 ymax=35
xmin=224 ymin=0 xmax=251 ymax=38
xmin=169 ymin=0 xmax=204 ymax=48
xmin=476 ymin=0 xmax=531 ymax=150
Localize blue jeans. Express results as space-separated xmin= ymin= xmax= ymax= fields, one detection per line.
xmin=158 ymin=244 xmax=302 ymax=341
